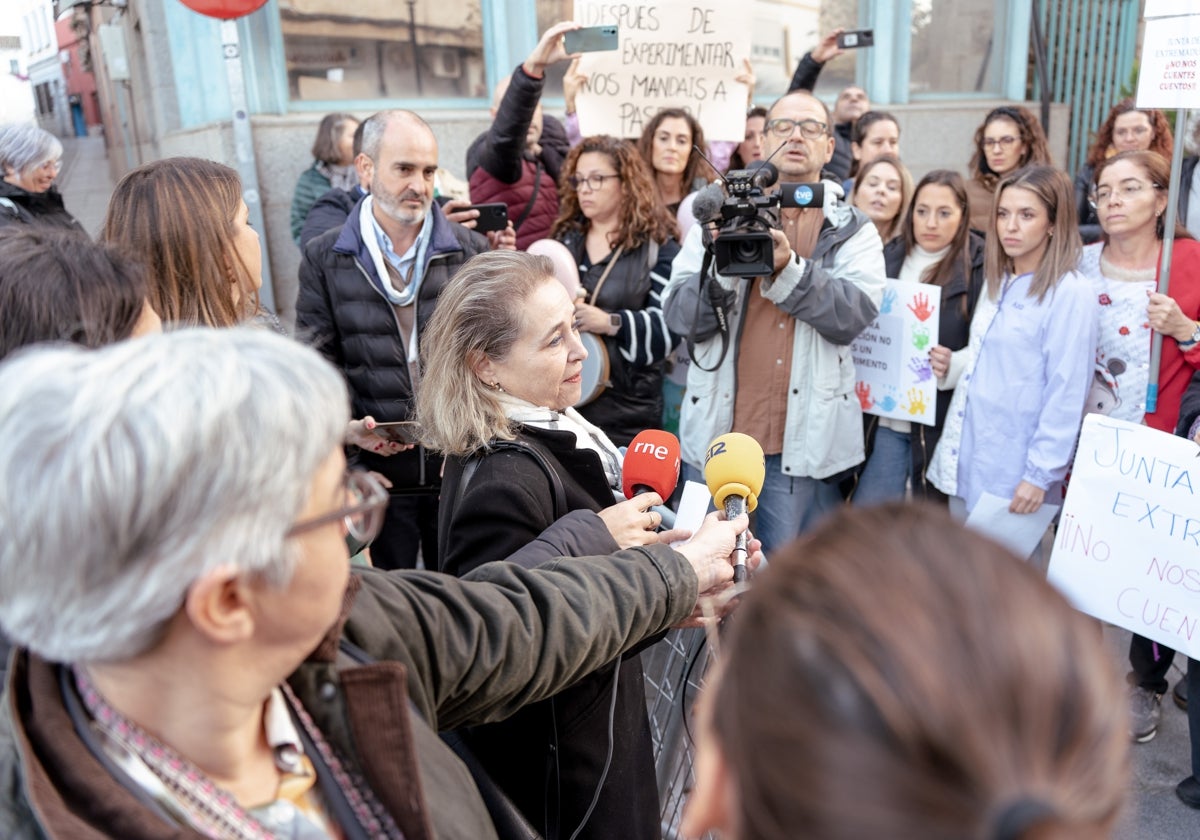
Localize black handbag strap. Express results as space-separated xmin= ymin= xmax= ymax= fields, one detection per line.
xmin=685 ymin=246 xmax=732 ymax=373
xmin=513 ymin=159 xmax=543 ymax=232
xmin=438 ymin=437 xmax=567 ymax=572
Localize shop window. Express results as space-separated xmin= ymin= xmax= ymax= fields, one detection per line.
xmin=278 ymin=0 xmax=486 ymax=101
xmin=909 ymin=0 xmax=1003 ymax=95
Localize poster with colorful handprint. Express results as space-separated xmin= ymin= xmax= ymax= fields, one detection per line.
xmin=850 ymin=279 xmax=940 ymax=426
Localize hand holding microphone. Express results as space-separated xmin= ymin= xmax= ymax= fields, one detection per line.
xmin=703 ymin=432 xmax=766 ymax=583
xmin=599 ymin=430 xmax=682 ymax=548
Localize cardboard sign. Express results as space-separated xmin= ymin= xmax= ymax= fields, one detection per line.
xmin=1136 ymin=13 xmax=1200 ymax=109
xmin=1047 ymin=416 xmax=1200 ymax=659
xmin=851 ymin=280 xmax=941 ymax=427
xmin=572 ymin=0 xmax=751 ymax=142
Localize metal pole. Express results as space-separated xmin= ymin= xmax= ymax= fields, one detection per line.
xmin=1146 ymin=106 xmax=1189 ymax=415
xmin=407 ymin=0 xmax=423 ymax=95
xmin=220 ymin=19 xmax=275 ymax=313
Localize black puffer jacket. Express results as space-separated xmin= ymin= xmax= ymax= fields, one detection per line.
xmin=860 ymin=232 xmax=985 ymax=500
xmin=787 ymin=52 xmax=853 ymax=182
xmin=0 ymin=182 xmax=84 ymax=233
xmin=296 ymin=198 xmax=488 ymax=486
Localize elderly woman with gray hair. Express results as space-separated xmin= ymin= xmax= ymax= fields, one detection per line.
xmin=0 ymin=326 xmax=746 ymax=839
xmin=0 ymin=123 xmax=84 ymax=232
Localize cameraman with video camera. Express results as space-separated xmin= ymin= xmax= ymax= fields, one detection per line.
xmin=662 ymin=90 xmax=886 ymax=553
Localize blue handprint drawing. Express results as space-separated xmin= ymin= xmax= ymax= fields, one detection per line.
xmin=879 ymin=287 xmax=898 ymax=315
xmin=909 ymin=357 xmax=933 ymax=383
xmin=878 ymin=394 xmax=898 ymax=412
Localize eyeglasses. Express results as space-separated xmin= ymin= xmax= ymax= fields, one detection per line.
xmin=765 ymin=118 xmax=829 ymax=139
xmin=31 ymin=158 xmax=62 ymax=173
xmin=1090 ymin=180 xmax=1162 ymax=207
xmin=287 ymin=469 xmax=389 ymax=544
xmin=567 ymin=173 xmax=619 ymax=191
xmin=982 ymin=136 xmax=1019 ymax=150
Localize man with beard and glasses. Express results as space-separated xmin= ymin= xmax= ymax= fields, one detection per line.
xmin=298 ymin=109 xmax=516 ymax=571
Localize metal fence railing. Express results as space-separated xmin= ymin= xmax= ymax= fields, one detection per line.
xmin=642 ymin=627 xmax=713 ymax=839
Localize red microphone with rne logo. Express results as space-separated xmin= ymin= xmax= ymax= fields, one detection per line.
xmin=622 ymin=430 xmax=681 ymax=501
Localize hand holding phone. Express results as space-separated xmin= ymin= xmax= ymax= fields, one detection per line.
xmin=564 ymin=25 xmax=619 ymax=54
xmin=373 ymin=421 xmax=422 ymax=445
xmin=465 ymin=203 xmax=509 ymax=234
xmin=837 ymin=29 xmax=874 ymax=49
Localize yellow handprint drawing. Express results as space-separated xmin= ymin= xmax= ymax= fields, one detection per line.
xmin=903 ymin=388 xmax=927 ymax=416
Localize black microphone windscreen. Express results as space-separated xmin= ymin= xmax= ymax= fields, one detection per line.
xmin=691 ymin=183 xmax=726 ymax=225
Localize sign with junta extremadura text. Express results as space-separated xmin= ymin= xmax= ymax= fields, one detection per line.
xmin=572 ymin=0 xmax=752 ymax=142
xmin=1136 ymin=3 xmax=1200 ymax=109
xmin=1047 ymin=415 xmax=1200 ymax=659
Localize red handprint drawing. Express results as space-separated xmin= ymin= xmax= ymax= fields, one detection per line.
xmin=855 ymin=381 xmax=874 ymax=410
xmin=908 ymin=292 xmax=936 ymax=322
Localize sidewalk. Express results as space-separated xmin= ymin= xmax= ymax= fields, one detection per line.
xmin=56 ymin=134 xmax=117 ymax=238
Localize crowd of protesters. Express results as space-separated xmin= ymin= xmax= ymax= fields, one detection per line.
xmin=2 ymin=19 xmax=1200 ymax=840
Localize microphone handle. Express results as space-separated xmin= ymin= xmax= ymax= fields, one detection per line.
xmin=722 ymin=495 xmax=748 ymax=583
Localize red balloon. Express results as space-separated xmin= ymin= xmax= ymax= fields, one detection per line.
xmin=177 ymin=0 xmax=269 ymax=19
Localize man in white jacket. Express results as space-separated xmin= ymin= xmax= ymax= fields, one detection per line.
xmin=663 ymin=90 xmax=886 ymax=553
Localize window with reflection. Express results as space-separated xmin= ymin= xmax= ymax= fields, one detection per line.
xmin=910 ymin=0 xmax=1003 ymax=95
xmin=279 ymin=0 xmax=486 ymax=101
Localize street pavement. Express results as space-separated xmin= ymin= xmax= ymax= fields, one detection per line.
xmin=52 ymin=136 xmax=1200 ymax=840
xmin=57 ymin=134 xmax=116 ymax=238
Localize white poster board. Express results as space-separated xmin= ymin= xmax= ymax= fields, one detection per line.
xmin=850 ymin=279 xmax=940 ymax=426
xmin=1047 ymin=415 xmax=1200 ymax=659
xmin=1136 ymin=11 xmax=1200 ymax=109
xmin=572 ymin=0 xmax=751 ymax=141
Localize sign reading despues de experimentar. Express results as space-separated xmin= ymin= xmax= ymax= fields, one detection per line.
xmin=850 ymin=279 xmax=940 ymax=427
xmin=572 ymin=1 xmax=750 ymax=142
xmin=1136 ymin=4 xmax=1200 ymax=109
xmin=1047 ymin=416 xmax=1200 ymax=659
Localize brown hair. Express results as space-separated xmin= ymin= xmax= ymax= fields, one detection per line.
xmin=1092 ymin=150 xmax=1194 ymax=243
xmin=983 ymin=165 xmax=1081 ymax=303
xmin=636 ymin=108 xmax=708 ymax=204
xmin=848 ymin=110 xmax=900 ymax=178
xmin=1084 ymin=99 xmax=1173 ymax=170
xmin=728 ymin=106 xmax=769 ymax=172
xmin=417 ymin=251 xmax=557 ymax=456
xmin=969 ymin=106 xmax=1053 ymax=190
xmin=103 ymin=157 xmax=257 ymax=327
xmin=850 ymin=155 xmax=914 ymax=243
xmin=311 ymin=112 xmax=358 ymax=165
xmin=0 ymin=228 xmax=149 ymax=360
xmin=901 ymin=169 xmax=974 ymax=292
xmin=709 ymin=503 xmax=1128 ymax=840
xmin=551 ymin=135 xmax=676 ymax=249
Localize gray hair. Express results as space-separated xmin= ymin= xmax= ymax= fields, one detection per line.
xmin=416 ymin=251 xmax=556 ymax=456
xmin=0 ymin=123 xmax=63 ymax=177
xmin=359 ymin=109 xmax=434 ymax=162
xmin=0 ymin=327 xmax=349 ymax=663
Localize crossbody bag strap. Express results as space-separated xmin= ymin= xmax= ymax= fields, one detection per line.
xmin=586 ymin=244 xmax=626 ymax=306
xmin=513 ymin=159 xmax=543 ymax=232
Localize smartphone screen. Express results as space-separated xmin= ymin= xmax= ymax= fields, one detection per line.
xmin=837 ymin=29 xmax=875 ymax=49
xmin=374 ymin=421 xmax=421 ymax=445
xmin=564 ymin=25 xmax=619 ymax=54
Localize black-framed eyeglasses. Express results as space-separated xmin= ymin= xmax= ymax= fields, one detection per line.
xmin=287 ymin=469 xmax=388 ymax=544
xmin=567 ymin=173 xmax=620 ymax=191
xmin=765 ymin=118 xmax=828 ymax=139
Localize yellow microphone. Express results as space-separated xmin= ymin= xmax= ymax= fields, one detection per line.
xmin=703 ymin=432 xmax=766 ymax=582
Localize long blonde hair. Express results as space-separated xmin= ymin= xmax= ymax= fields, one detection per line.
xmin=417 ymin=251 xmax=556 ymax=456
xmin=983 ymin=166 xmax=1080 ymax=304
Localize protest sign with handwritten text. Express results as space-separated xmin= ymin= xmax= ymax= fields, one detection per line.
xmin=1047 ymin=416 xmax=1200 ymax=658
xmin=851 ymin=279 xmax=940 ymax=426
xmin=572 ymin=0 xmax=751 ymax=141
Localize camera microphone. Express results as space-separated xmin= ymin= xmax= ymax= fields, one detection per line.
xmin=743 ymin=160 xmax=779 ymax=190
xmin=691 ymin=183 xmax=726 ymax=226
xmin=702 ymin=432 xmax=766 ymax=583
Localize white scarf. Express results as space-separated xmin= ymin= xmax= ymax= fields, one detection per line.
xmin=497 ymin=393 xmax=623 ymax=490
